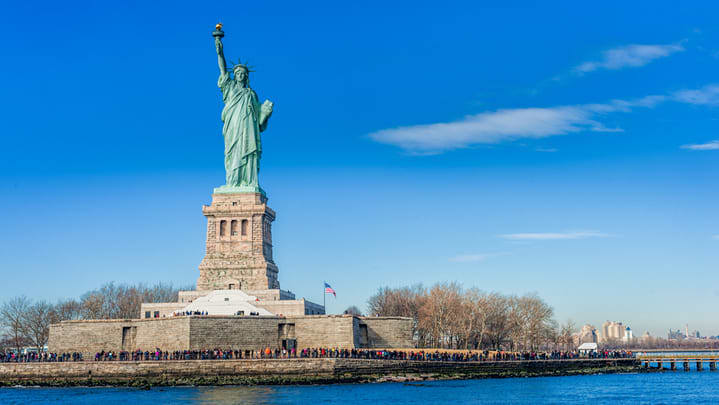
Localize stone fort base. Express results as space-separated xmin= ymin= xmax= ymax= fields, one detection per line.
xmin=48 ymin=315 xmax=414 ymax=359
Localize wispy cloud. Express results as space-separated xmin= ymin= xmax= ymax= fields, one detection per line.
xmin=535 ymin=147 xmax=558 ymax=153
xmin=681 ymin=140 xmax=719 ymax=150
xmin=674 ymin=85 xmax=719 ymax=105
xmin=370 ymin=81 xmax=719 ymax=154
xmin=713 ymin=235 xmax=719 ymax=240
xmin=499 ymin=231 xmax=610 ymax=241
xmin=449 ymin=252 xmax=506 ymax=263
xmin=369 ymin=95 xmax=663 ymax=154
xmin=574 ymin=43 xmax=684 ymax=74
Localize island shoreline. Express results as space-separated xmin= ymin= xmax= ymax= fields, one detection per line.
xmin=0 ymin=358 xmax=643 ymax=387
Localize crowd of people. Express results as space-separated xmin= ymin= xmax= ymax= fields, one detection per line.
xmin=1 ymin=348 xmax=634 ymax=363
xmin=1 ymin=351 xmax=83 ymax=363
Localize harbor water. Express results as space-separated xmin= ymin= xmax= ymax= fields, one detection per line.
xmin=2 ymin=370 xmax=718 ymax=404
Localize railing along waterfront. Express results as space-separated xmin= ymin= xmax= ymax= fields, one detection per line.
xmin=637 ymin=354 xmax=719 ymax=371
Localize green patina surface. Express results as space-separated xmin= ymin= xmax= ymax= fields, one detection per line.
xmin=213 ymin=27 xmax=273 ymax=194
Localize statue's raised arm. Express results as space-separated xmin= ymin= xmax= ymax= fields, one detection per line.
xmin=213 ymin=24 xmax=227 ymax=75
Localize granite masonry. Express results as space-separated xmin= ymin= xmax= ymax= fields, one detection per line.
xmin=0 ymin=358 xmax=642 ymax=386
xmin=49 ymin=315 xmax=413 ymax=359
xmin=197 ymin=192 xmax=279 ymax=291
xmin=48 ymin=191 xmax=413 ymax=354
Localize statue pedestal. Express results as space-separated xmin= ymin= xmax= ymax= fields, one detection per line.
xmin=197 ymin=192 xmax=279 ymax=291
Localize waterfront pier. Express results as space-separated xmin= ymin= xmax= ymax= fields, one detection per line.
xmin=638 ymin=355 xmax=719 ymax=371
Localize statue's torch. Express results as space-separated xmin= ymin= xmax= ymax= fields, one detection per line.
xmin=213 ymin=23 xmax=224 ymax=38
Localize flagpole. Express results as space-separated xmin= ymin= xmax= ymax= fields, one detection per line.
xmin=323 ymin=281 xmax=326 ymax=314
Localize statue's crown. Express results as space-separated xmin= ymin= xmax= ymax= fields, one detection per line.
xmin=231 ymin=59 xmax=255 ymax=72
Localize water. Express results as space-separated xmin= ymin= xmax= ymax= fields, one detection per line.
xmin=2 ymin=372 xmax=718 ymax=404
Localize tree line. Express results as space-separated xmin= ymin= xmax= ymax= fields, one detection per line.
xmin=367 ymin=282 xmax=576 ymax=351
xmin=0 ymin=282 xmax=189 ymax=353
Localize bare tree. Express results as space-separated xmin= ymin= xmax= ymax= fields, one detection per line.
xmin=519 ymin=293 xmax=555 ymax=350
xmin=458 ymin=288 xmax=490 ymax=349
xmin=418 ymin=282 xmax=463 ymax=348
xmin=0 ymin=296 xmax=31 ymax=353
xmin=81 ymin=282 xmax=189 ymax=320
xmin=483 ymin=293 xmax=512 ymax=350
xmin=559 ymin=319 xmax=577 ymax=351
xmin=54 ymin=299 xmax=83 ymax=321
xmin=23 ymin=301 xmax=54 ymax=351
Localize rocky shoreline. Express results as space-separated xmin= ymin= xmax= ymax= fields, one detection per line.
xmin=0 ymin=358 xmax=641 ymax=387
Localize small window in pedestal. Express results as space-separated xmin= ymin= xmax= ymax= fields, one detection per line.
xmin=241 ymin=219 xmax=248 ymax=236
xmin=219 ymin=220 xmax=227 ymax=237
xmin=231 ymin=220 xmax=238 ymax=236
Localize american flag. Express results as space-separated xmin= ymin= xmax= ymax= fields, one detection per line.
xmin=324 ymin=282 xmax=336 ymax=297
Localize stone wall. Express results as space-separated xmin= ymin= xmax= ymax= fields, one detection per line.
xmin=139 ymin=303 xmax=186 ymax=318
xmin=48 ymin=318 xmax=191 ymax=358
xmin=189 ymin=317 xmax=279 ymax=351
xmin=178 ymin=290 xmax=211 ymax=304
xmin=359 ymin=317 xmax=414 ymax=348
xmin=197 ymin=192 xmax=279 ymax=291
xmin=285 ymin=315 xmax=355 ymax=349
xmin=245 ymin=289 xmax=296 ymax=301
xmin=256 ymin=299 xmax=323 ymax=316
xmin=49 ymin=320 xmax=126 ymax=358
xmin=135 ymin=318 xmax=191 ymax=351
xmin=0 ymin=358 xmax=641 ymax=386
xmin=48 ymin=315 xmax=414 ymax=356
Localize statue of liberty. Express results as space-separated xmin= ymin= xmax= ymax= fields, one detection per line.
xmin=213 ymin=24 xmax=273 ymax=194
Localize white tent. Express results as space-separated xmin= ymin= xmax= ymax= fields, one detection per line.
xmin=180 ymin=290 xmax=273 ymax=316
xmin=577 ymin=342 xmax=598 ymax=354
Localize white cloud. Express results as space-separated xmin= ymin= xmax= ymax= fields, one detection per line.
xmin=681 ymin=140 xmax=719 ymax=150
xmin=499 ymin=231 xmax=610 ymax=240
xmin=449 ymin=252 xmax=506 ymax=263
xmin=713 ymin=235 xmax=719 ymax=240
xmin=369 ymin=106 xmax=599 ymax=153
xmin=574 ymin=43 xmax=684 ymax=74
xmin=369 ymin=96 xmax=660 ymax=153
xmin=674 ymin=85 xmax=719 ymax=105
xmin=368 ymin=82 xmax=719 ymax=154
xmin=535 ymin=147 xmax=558 ymax=152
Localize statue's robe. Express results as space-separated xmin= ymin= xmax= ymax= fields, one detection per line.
xmin=218 ymin=72 xmax=264 ymax=187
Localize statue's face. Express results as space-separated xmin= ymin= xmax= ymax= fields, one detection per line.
xmin=234 ymin=67 xmax=248 ymax=84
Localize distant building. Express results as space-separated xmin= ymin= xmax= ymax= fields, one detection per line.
xmin=668 ymin=329 xmax=684 ymax=340
xmin=576 ymin=324 xmax=598 ymax=345
xmin=622 ymin=326 xmax=633 ymax=342
xmin=600 ymin=321 xmax=626 ymax=342
xmin=601 ymin=321 xmax=611 ymax=342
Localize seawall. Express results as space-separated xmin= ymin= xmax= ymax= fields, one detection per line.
xmin=0 ymin=358 xmax=640 ymax=387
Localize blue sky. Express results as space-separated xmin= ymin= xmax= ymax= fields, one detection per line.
xmin=1 ymin=1 xmax=717 ymax=337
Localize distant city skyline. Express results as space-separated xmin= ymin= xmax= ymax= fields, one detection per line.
xmin=1 ymin=1 xmax=717 ymax=337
